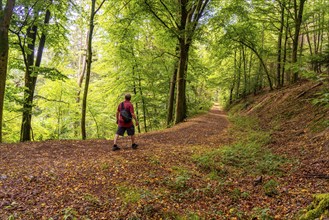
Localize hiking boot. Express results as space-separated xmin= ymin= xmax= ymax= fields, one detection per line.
xmin=132 ymin=143 xmax=138 ymax=149
xmin=112 ymin=145 xmax=120 ymax=151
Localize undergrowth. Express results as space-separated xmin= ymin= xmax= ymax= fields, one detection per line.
xmin=193 ymin=114 xmax=287 ymax=177
xmin=300 ymin=193 xmax=329 ymax=220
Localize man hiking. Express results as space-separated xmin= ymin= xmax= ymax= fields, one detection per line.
xmin=112 ymin=93 xmax=139 ymax=151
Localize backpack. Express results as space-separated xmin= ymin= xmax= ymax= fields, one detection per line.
xmin=120 ymin=102 xmax=132 ymax=123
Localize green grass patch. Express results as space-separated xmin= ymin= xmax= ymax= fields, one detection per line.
xmin=117 ymin=185 xmax=143 ymax=204
xmin=309 ymin=118 xmax=329 ymax=133
xmin=263 ymin=179 xmax=279 ymax=197
xmin=300 ymin=193 xmax=329 ymax=220
xmin=164 ymin=166 xmax=191 ymax=190
xmin=193 ymin=115 xmax=287 ymax=177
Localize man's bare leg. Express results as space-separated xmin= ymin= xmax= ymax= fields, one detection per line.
xmin=112 ymin=134 xmax=120 ymax=151
xmin=114 ymin=134 xmax=119 ymax=145
xmin=131 ymin=135 xmax=138 ymax=149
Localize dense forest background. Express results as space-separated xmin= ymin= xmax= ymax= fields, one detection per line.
xmin=0 ymin=0 xmax=328 ymax=143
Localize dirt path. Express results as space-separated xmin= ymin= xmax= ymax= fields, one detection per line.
xmin=0 ymin=104 xmax=231 ymax=219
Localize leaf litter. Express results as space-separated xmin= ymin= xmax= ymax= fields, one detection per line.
xmin=0 ymin=82 xmax=328 ymax=219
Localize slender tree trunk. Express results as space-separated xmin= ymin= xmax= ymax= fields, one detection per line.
xmin=132 ymin=64 xmax=141 ymax=133
xmin=248 ymin=53 xmax=253 ymax=94
xmin=167 ymin=61 xmax=178 ymax=126
xmin=242 ymin=46 xmax=247 ymax=97
xmin=138 ymin=73 xmax=147 ymax=132
xmin=81 ymin=0 xmax=105 ymax=139
xmin=75 ymin=32 xmax=87 ymax=136
xmin=0 ymin=0 xmax=15 ymax=143
xmin=230 ymin=50 xmax=237 ymax=104
xmin=235 ymin=48 xmax=242 ymax=99
xmin=305 ymin=24 xmax=313 ymax=56
xmin=57 ymin=89 xmax=62 ymax=139
xmin=133 ymin=79 xmax=141 ymax=133
xmin=292 ymin=0 xmax=306 ymax=83
xmin=277 ymin=0 xmax=285 ymax=88
xmin=167 ymin=46 xmax=179 ymax=127
xmin=282 ymin=5 xmax=290 ymax=86
xmin=299 ymin=32 xmax=304 ymax=65
xmin=81 ymin=0 xmax=96 ymax=140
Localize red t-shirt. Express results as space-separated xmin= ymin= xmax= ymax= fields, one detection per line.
xmin=117 ymin=101 xmax=134 ymax=127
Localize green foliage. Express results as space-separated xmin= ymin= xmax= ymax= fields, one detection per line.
xmin=31 ymin=67 xmax=68 ymax=81
xmin=312 ymin=89 xmax=329 ymax=107
xmin=194 ymin=115 xmax=286 ymax=177
xmin=7 ymin=215 xmax=15 ymax=220
xmin=83 ymin=193 xmax=100 ymax=207
xmin=263 ymin=179 xmax=279 ymax=197
xmin=300 ymin=193 xmax=329 ymax=220
xmin=117 ymin=185 xmax=142 ymax=204
xmin=62 ymin=207 xmax=78 ymax=220
xmin=3 ymin=0 xmax=328 ymax=142
xmin=165 ymin=166 xmax=191 ymax=190
xmin=251 ymin=207 xmax=274 ymax=220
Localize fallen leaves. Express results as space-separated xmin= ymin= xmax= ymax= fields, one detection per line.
xmin=1 ymin=91 xmax=329 ymax=219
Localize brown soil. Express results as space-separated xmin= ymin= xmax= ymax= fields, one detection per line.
xmin=0 ymin=81 xmax=328 ymax=219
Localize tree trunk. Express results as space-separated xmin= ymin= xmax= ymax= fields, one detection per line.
xmin=235 ymin=48 xmax=242 ymax=99
xmin=81 ymin=0 xmax=105 ymax=139
xmin=282 ymin=4 xmax=290 ymax=86
xmin=292 ymin=0 xmax=306 ymax=83
xmin=167 ymin=62 xmax=178 ymax=127
xmin=138 ymin=73 xmax=147 ymax=133
xmin=144 ymin=0 xmax=209 ymax=124
xmin=277 ymin=1 xmax=285 ymax=88
xmin=20 ymin=25 xmax=37 ymax=142
xmin=230 ymin=50 xmax=237 ymax=104
xmin=242 ymin=46 xmax=247 ymax=97
xmin=20 ymin=8 xmax=51 ymax=142
xmin=133 ymin=78 xmax=141 ymax=133
xmin=174 ymin=40 xmax=189 ymax=124
xmin=75 ymin=31 xmax=88 ymax=136
xmin=81 ymin=0 xmax=96 ymax=140
xmin=248 ymin=53 xmax=253 ymax=94
xmin=0 ymin=0 xmax=15 ymax=143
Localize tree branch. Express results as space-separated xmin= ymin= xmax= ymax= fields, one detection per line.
xmin=159 ymin=0 xmax=179 ymax=28
xmin=144 ymin=0 xmax=179 ymax=38
xmin=34 ymin=95 xmax=69 ymax=104
xmin=94 ymin=0 xmax=106 ymax=15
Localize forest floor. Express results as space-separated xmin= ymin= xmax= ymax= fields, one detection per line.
xmin=1 ymin=80 xmax=329 ymax=219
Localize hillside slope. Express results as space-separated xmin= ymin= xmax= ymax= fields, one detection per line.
xmin=230 ymin=80 xmax=329 ymax=218
xmin=234 ymin=80 xmax=329 ymax=180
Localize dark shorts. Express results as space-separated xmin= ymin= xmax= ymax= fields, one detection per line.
xmin=116 ymin=125 xmax=135 ymax=136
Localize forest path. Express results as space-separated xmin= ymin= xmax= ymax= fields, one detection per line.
xmin=1 ymin=103 xmax=230 ymax=166
xmin=0 ymin=104 xmax=232 ymax=219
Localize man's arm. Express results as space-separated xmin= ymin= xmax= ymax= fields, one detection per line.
xmin=131 ymin=113 xmax=139 ymax=126
xmin=116 ymin=111 xmax=119 ymax=124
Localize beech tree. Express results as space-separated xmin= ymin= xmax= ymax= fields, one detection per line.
xmin=144 ymin=0 xmax=210 ymax=124
xmin=19 ymin=4 xmax=51 ymax=142
xmin=81 ymin=0 xmax=105 ymax=140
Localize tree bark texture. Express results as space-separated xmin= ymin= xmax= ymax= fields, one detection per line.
xmin=0 ymin=0 xmax=15 ymax=143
